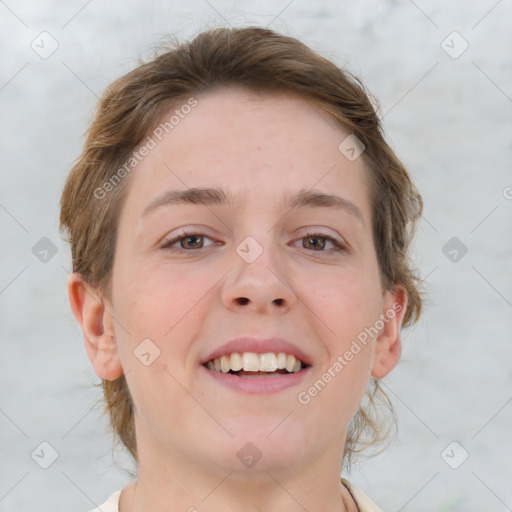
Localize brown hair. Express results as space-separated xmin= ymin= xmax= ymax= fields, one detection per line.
xmin=60 ymin=26 xmax=423 ymax=469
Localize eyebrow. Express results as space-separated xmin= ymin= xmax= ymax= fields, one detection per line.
xmin=141 ymin=186 xmax=365 ymax=225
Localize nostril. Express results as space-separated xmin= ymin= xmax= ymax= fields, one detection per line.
xmin=237 ymin=297 xmax=249 ymax=305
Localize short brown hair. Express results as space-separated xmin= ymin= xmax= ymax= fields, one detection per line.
xmin=60 ymin=26 xmax=423 ymax=468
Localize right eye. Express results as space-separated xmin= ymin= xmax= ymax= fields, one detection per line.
xmin=159 ymin=231 xmax=218 ymax=251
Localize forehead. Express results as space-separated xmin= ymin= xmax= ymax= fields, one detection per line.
xmin=175 ymin=85 xmax=346 ymax=150
xmin=121 ymin=86 xmax=372 ymax=221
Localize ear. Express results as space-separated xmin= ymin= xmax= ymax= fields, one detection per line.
xmin=67 ymin=273 xmax=124 ymax=380
xmin=370 ymin=285 xmax=408 ymax=378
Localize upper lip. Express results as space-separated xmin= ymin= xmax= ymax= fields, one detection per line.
xmin=201 ymin=337 xmax=313 ymax=366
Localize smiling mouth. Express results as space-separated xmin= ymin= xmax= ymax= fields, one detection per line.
xmin=203 ymin=352 xmax=309 ymax=377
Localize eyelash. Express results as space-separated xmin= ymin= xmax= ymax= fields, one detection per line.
xmin=159 ymin=230 xmax=347 ymax=254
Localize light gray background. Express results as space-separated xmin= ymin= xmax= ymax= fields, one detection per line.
xmin=1 ymin=1 xmax=511 ymax=511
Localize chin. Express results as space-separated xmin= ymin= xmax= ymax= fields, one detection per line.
xmin=210 ymin=421 xmax=311 ymax=473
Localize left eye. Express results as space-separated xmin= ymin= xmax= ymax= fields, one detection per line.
xmin=293 ymin=233 xmax=345 ymax=252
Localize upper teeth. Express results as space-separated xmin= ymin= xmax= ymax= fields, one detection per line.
xmin=206 ymin=352 xmax=303 ymax=373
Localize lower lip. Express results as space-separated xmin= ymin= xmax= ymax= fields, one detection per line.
xmin=201 ymin=365 xmax=311 ymax=394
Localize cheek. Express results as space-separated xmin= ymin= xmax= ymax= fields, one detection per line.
xmin=308 ymin=268 xmax=382 ymax=402
xmin=317 ymin=270 xmax=382 ymax=410
xmin=309 ymin=267 xmax=382 ymax=337
xmin=111 ymin=258 xmax=219 ymax=406
xmin=310 ymin=357 xmax=372 ymax=431
xmin=115 ymin=257 xmax=217 ymax=340
xmin=301 ymin=275 xmax=378 ymax=417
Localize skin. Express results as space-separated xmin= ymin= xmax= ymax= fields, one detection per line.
xmin=68 ymin=86 xmax=407 ymax=512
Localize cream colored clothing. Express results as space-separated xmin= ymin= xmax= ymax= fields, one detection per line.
xmin=343 ymin=478 xmax=383 ymax=512
xmin=89 ymin=479 xmax=382 ymax=512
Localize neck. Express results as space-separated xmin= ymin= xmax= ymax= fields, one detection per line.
xmin=119 ymin=449 xmax=358 ymax=512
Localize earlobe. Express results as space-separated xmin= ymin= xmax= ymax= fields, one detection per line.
xmin=67 ymin=273 xmax=124 ymax=380
xmin=370 ymin=285 xmax=408 ymax=378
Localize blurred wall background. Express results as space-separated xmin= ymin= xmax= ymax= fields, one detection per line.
xmin=1 ymin=1 xmax=511 ymax=511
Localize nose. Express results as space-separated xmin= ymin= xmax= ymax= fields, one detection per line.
xmin=220 ymin=236 xmax=297 ymax=315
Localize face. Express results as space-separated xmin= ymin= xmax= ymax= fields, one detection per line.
xmin=80 ymin=86 xmax=404 ymax=475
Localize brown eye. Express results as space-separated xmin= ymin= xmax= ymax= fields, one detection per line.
xmin=295 ymin=232 xmax=346 ymax=253
xmin=303 ymin=235 xmax=327 ymax=250
xmin=179 ymin=234 xmax=204 ymax=249
xmin=160 ymin=232 xmax=216 ymax=251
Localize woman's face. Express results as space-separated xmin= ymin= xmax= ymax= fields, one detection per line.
xmin=93 ymin=86 xmax=404 ymax=473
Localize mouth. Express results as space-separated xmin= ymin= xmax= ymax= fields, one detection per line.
xmin=203 ymin=352 xmax=310 ymax=378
